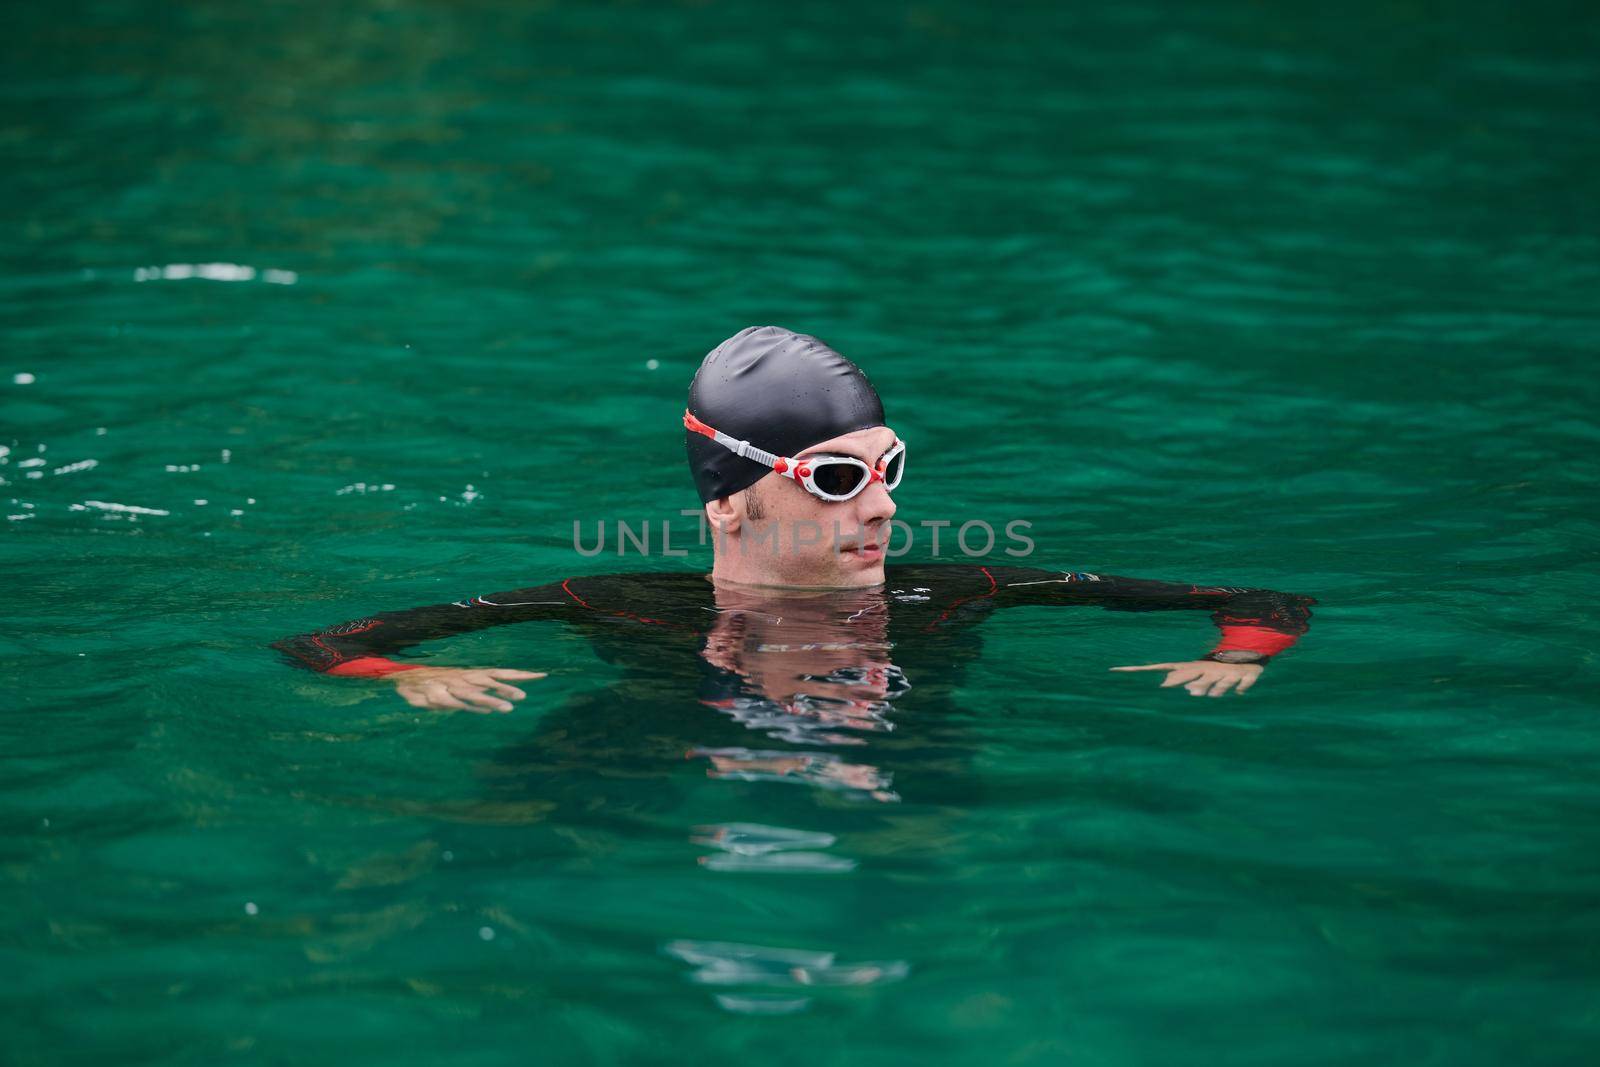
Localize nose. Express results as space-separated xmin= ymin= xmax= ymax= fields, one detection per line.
xmin=858 ymin=476 xmax=896 ymax=530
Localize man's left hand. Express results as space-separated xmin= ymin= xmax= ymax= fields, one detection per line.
xmin=1109 ymin=660 xmax=1263 ymax=697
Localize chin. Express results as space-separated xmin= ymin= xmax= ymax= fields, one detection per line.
xmin=832 ymin=554 xmax=886 ymax=586
xmin=852 ymin=566 xmax=887 ymax=587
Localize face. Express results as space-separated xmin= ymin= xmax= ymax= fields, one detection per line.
xmin=706 ymin=425 xmax=900 ymax=589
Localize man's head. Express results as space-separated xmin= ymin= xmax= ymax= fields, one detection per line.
xmin=685 ymin=326 xmax=900 ymax=588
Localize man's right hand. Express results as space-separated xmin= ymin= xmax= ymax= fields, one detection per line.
xmin=392 ymin=667 xmax=546 ymax=713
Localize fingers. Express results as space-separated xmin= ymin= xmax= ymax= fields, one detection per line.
xmin=1159 ymin=669 xmax=1206 ymax=688
xmin=462 ymin=672 xmax=527 ymax=701
xmin=398 ymin=687 xmax=432 ymax=709
xmin=475 ymin=669 xmax=547 ymax=703
xmin=396 ymin=682 xmax=496 ymax=713
xmin=393 ymin=667 xmax=547 ymax=713
xmin=1110 ymin=661 xmax=1263 ymax=697
xmin=419 ymin=684 xmax=470 ymax=711
xmin=446 ymin=682 xmax=512 ymax=713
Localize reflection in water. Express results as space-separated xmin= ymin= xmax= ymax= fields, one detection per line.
xmin=691 ymin=822 xmax=836 ymax=853
xmin=711 ymin=994 xmax=812 ymax=1016
xmin=663 ymin=939 xmax=910 ymax=1016
xmin=696 ymin=692 xmax=896 ymax=746
xmin=672 ymin=584 xmax=917 ymax=1010
xmin=689 ymin=584 xmax=906 ymax=801
xmin=692 ymin=583 xmax=907 ymax=784
xmin=692 ymin=822 xmax=856 ymax=873
xmin=130 ymin=262 xmax=299 ymax=284
xmin=689 ymin=747 xmax=899 ymax=805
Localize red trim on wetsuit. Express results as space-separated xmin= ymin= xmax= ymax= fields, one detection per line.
xmin=922 ymin=566 xmax=998 ymax=631
xmin=561 ymin=577 xmax=693 ymax=631
xmin=325 ymin=657 xmax=426 ymax=678
xmin=1211 ymin=626 xmax=1299 ymax=657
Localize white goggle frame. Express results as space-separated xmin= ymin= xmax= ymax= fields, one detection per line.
xmin=684 ymin=409 xmax=905 ymax=502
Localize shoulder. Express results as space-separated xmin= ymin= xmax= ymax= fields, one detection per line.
xmin=528 ymin=570 xmax=714 ymax=628
xmin=886 ymin=563 xmax=1104 ymax=590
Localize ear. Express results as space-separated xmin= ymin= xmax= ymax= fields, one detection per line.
xmin=705 ymin=496 xmax=740 ymax=535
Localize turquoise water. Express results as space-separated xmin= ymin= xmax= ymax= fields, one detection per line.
xmin=5 ymin=1 xmax=1600 ymax=1063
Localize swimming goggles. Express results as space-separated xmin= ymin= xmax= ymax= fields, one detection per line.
xmin=684 ymin=409 xmax=905 ymax=502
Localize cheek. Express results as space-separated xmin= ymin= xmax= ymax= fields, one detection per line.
xmin=766 ymin=488 xmax=824 ymax=544
xmin=782 ymin=489 xmax=828 ymax=524
xmin=797 ymin=497 xmax=842 ymax=555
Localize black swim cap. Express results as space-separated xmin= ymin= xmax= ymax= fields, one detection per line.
xmin=685 ymin=326 xmax=886 ymax=503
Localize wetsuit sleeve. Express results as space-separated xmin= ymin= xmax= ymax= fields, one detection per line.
xmin=984 ymin=565 xmax=1315 ymax=660
xmin=271 ymin=580 xmax=575 ymax=677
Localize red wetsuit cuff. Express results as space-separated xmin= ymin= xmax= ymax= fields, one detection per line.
xmin=325 ymin=657 xmax=425 ymax=678
xmin=1211 ymin=626 xmax=1298 ymax=657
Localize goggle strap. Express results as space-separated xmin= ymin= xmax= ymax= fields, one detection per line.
xmin=741 ymin=442 xmax=780 ymax=466
xmin=685 ymin=409 xmax=781 ymax=468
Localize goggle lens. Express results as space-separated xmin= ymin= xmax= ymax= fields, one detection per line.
xmin=811 ymin=461 xmax=868 ymax=498
xmin=881 ymin=447 xmax=905 ymax=490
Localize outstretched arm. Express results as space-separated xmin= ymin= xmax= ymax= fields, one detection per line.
xmin=986 ymin=565 xmax=1315 ymax=697
xmin=271 ymin=580 xmax=576 ymax=712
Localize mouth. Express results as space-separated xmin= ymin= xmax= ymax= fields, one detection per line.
xmin=840 ymin=541 xmax=884 ymax=560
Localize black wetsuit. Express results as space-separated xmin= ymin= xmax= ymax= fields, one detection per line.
xmin=272 ymin=564 xmax=1313 ymax=682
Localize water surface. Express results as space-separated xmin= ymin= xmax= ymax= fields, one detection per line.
xmin=4 ymin=1 xmax=1599 ymax=1063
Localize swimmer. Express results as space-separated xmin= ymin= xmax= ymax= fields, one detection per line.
xmin=273 ymin=326 xmax=1313 ymax=712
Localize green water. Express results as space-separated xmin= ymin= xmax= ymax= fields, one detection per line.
xmin=5 ymin=0 xmax=1599 ymax=1062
